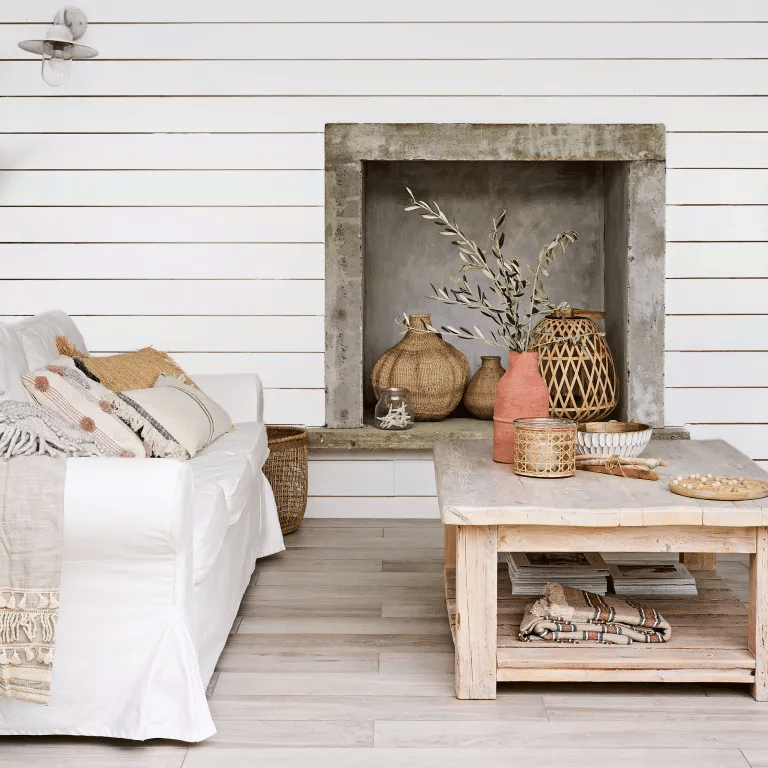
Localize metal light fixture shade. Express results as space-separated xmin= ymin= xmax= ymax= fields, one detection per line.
xmin=18 ymin=6 xmax=98 ymax=86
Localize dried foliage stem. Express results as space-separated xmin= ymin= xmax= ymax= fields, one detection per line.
xmin=400 ymin=187 xmax=581 ymax=353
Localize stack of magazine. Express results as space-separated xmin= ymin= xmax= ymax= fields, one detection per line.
xmin=608 ymin=562 xmax=698 ymax=597
xmin=503 ymin=552 xmax=610 ymax=596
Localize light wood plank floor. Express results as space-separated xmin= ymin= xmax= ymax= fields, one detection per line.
xmin=3 ymin=518 xmax=768 ymax=767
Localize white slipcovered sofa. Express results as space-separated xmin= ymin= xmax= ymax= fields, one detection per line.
xmin=0 ymin=311 xmax=284 ymax=741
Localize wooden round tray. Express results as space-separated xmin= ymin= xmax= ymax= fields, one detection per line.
xmin=669 ymin=475 xmax=768 ymax=501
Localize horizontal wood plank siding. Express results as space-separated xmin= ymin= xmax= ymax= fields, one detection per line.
xmin=3 ymin=60 xmax=768 ymax=97
xmin=1 ymin=207 xmax=324 ymax=242
xmin=3 ymin=97 xmax=767 ymax=133
xmin=0 ymin=244 xmax=325 ymax=280
xmin=1 ymin=3 xmax=764 ymax=509
xmin=3 ymin=1 xmax=766 ymax=21
xmin=2 ymin=168 xmax=767 ymax=205
xmin=5 ymin=23 xmax=768 ymax=60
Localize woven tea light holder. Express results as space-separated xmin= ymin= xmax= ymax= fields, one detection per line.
xmin=512 ymin=417 xmax=577 ymax=478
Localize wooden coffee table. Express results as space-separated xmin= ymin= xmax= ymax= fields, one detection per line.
xmin=433 ymin=438 xmax=768 ymax=701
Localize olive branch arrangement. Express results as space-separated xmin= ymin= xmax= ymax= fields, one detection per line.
xmin=397 ymin=187 xmax=601 ymax=353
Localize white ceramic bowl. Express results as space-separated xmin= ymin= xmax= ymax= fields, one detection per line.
xmin=576 ymin=422 xmax=653 ymax=458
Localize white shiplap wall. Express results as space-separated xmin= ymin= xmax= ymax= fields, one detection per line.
xmin=1 ymin=1 xmax=766 ymax=516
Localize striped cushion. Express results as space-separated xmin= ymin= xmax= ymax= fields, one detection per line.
xmin=21 ymin=357 xmax=146 ymax=459
xmin=104 ymin=375 xmax=232 ymax=460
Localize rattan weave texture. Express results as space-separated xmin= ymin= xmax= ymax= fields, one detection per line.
xmin=530 ymin=312 xmax=618 ymax=423
xmin=264 ymin=425 xmax=308 ymax=535
xmin=512 ymin=417 xmax=577 ymax=478
xmin=371 ymin=314 xmax=469 ymax=421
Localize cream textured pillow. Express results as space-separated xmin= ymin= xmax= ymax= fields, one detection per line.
xmin=104 ymin=374 xmax=233 ymax=460
xmin=21 ymin=357 xmax=147 ymax=458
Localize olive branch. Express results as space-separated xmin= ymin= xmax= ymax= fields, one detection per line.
xmin=398 ymin=188 xmax=583 ymax=353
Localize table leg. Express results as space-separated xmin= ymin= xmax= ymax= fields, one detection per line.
xmin=681 ymin=553 xmax=717 ymax=571
xmin=444 ymin=524 xmax=457 ymax=571
xmin=749 ymin=527 xmax=768 ymax=701
xmin=455 ymin=525 xmax=497 ymax=699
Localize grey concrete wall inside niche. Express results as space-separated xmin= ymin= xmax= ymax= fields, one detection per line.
xmin=363 ymin=160 xmax=606 ymax=406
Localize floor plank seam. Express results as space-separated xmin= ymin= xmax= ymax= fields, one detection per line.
xmin=12 ymin=520 xmax=768 ymax=760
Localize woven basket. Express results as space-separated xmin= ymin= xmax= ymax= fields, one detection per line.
xmin=371 ymin=314 xmax=469 ymax=421
xmin=529 ymin=309 xmax=619 ymax=423
xmin=463 ymin=356 xmax=505 ymax=419
xmin=264 ymin=425 xmax=308 ymax=535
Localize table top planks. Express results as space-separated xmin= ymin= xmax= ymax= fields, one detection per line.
xmin=434 ymin=439 xmax=768 ymax=527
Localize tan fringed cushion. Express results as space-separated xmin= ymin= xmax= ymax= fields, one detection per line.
xmin=55 ymin=336 xmax=86 ymax=359
xmin=55 ymin=336 xmax=195 ymax=392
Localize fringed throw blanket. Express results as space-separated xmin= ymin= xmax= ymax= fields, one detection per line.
xmin=0 ymin=400 xmax=112 ymax=459
xmin=519 ymin=583 xmax=672 ymax=645
xmin=0 ymin=456 xmax=66 ymax=704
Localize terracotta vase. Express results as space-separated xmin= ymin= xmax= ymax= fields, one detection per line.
xmin=371 ymin=314 xmax=469 ymax=421
xmin=493 ymin=350 xmax=550 ymax=464
xmin=463 ymin=356 xmax=505 ymax=419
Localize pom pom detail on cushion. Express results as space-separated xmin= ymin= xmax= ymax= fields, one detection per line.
xmin=21 ymin=357 xmax=146 ymax=458
xmin=0 ymin=400 xmax=114 ymax=458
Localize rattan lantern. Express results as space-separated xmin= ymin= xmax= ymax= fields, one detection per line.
xmin=529 ymin=308 xmax=618 ymax=423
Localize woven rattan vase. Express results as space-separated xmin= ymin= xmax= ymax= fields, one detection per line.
xmin=371 ymin=314 xmax=469 ymax=421
xmin=264 ymin=425 xmax=308 ymax=535
xmin=463 ymin=356 xmax=505 ymax=419
xmin=529 ymin=308 xmax=619 ymax=423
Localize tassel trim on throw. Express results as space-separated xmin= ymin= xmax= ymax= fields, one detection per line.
xmin=0 ymin=590 xmax=59 ymax=655
xmin=529 ymin=583 xmax=576 ymax=621
xmin=0 ymin=589 xmax=58 ymax=671
xmin=0 ymin=590 xmax=58 ymax=613
xmin=0 ymin=646 xmax=54 ymax=666
xmin=0 ymin=409 xmax=104 ymax=459
xmin=105 ymin=393 xmax=190 ymax=460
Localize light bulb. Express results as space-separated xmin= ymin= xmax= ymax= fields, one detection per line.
xmin=41 ymin=42 xmax=72 ymax=87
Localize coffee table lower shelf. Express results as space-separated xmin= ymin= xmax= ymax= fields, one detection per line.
xmin=445 ymin=566 xmax=756 ymax=685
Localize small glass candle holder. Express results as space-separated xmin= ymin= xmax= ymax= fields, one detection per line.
xmin=374 ymin=388 xmax=414 ymax=430
xmin=512 ymin=417 xmax=577 ymax=477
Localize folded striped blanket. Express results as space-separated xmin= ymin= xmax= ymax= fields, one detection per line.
xmin=519 ymin=583 xmax=672 ymax=645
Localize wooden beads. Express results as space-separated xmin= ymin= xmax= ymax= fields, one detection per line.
xmin=669 ymin=474 xmax=768 ymax=501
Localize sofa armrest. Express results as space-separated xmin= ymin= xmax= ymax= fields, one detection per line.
xmin=192 ymin=373 xmax=264 ymax=424
xmin=63 ymin=457 xmax=194 ymax=561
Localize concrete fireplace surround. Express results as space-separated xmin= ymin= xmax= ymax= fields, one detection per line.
xmin=324 ymin=123 xmax=666 ymax=435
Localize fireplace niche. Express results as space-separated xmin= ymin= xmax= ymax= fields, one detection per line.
xmin=325 ymin=124 xmax=665 ymax=433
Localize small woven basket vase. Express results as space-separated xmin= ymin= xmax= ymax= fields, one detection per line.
xmin=529 ymin=309 xmax=618 ymax=423
xmin=371 ymin=314 xmax=469 ymax=421
xmin=512 ymin=417 xmax=577 ymax=478
xmin=463 ymin=356 xmax=505 ymax=420
xmin=263 ymin=425 xmax=308 ymax=535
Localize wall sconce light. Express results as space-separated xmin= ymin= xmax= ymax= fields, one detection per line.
xmin=18 ymin=6 xmax=98 ymax=87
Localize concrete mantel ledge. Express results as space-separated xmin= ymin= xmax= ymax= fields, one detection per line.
xmin=307 ymin=421 xmax=689 ymax=451
xmin=325 ymin=123 xmax=666 ymax=164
